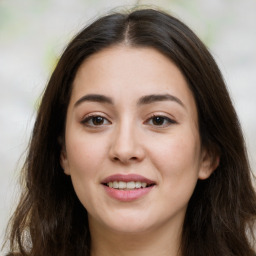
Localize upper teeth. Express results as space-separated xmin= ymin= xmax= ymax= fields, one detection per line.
xmin=107 ymin=181 xmax=147 ymax=189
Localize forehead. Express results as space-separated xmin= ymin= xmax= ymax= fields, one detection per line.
xmin=70 ymin=46 xmax=197 ymax=116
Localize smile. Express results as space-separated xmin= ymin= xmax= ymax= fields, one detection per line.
xmin=106 ymin=181 xmax=152 ymax=189
xmin=101 ymin=174 xmax=156 ymax=201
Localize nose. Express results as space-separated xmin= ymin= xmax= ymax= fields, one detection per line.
xmin=109 ymin=122 xmax=145 ymax=165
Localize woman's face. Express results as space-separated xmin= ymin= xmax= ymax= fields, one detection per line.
xmin=61 ymin=46 xmax=214 ymax=235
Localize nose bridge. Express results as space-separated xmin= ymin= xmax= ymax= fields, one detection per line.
xmin=110 ymin=116 xmax=144 ymax=163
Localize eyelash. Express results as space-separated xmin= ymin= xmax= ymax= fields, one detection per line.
xmin=144 ymin=114 xmax=176 ymax=127
xmin=81 ymin=114 xmax=111 ymax=127
xmin=81 ymin=114 xmax=176 ymax=128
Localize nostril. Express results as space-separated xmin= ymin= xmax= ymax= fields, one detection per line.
xmin=112 ymin=156 xmax=138 ymax=163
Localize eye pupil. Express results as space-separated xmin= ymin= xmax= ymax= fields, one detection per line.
xmin=152 ymin=116 xmax=164 ymax=125
xmin=92 ymin=116 xmax=104 ymax=125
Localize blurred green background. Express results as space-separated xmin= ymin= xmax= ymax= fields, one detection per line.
xmin=1 ymin=0 xmax=256 ymax=249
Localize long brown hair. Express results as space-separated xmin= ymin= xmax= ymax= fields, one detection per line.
xmin=4 ymin=8 xmax=256 ymax=256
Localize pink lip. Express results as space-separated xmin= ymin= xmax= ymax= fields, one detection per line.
xmin=101 ymin=174 xmax=156 ymax=202
xmin=101 ymin=174 xmax=155 ymax=184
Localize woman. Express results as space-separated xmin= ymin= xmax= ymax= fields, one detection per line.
xmin=4 ymin=8 xmax=256 ymax=256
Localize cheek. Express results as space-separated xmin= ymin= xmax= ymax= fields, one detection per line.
xmin=65 ymin=134 xmax=107 ymax=209
xmin=66 ymin=132 xmax=106 ymax=171
xmin=149 ymin=130 xmax=201 ymax=212
xmin=148 ymin=129 xmax=201 ymax=182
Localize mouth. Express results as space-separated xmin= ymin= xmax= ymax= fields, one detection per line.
xmin=101 ymin=174 xmax=156 ymax=189
xmin=103 ymin=181 xmax=155 ymax=190
xmin=101 ymin=174 xmax=156 ymax=200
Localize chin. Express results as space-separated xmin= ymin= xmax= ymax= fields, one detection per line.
xmin=89 ymin=210 xmax=150 ymax=234
xmin=108 ymin=222 xmax=152 ymax=235
xmin=102 ymin=213 xmax=157 ymax=234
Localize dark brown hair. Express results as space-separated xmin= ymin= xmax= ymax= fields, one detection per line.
xmin=4 ymin=8 xmax=256 ymax=256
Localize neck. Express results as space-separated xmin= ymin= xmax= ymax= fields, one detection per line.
xmin=90 ymin=220 xmax=182 ymax=256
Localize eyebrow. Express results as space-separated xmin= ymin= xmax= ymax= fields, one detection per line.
xmin=74 ymin=94 xmax=113 ymax=107
xmin=74 ymin=93 xmax=185 ymax=108
xmin=137 ymin=94 xmax=185 ymax=108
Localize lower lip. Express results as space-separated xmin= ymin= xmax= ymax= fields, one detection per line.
xmin=103 ymin=185 xmax=154 ymax=202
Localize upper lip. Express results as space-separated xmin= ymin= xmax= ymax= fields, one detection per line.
xmin=101 ymin=174 xmax=156 ymax=185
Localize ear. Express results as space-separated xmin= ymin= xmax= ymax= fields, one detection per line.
xmin=198 ymin=148 xmax=220 ymax=180
xmin=59 ymin=137 xmax=71 ymax=176
xmin=60 ymin=148 xmax=71 ymax=175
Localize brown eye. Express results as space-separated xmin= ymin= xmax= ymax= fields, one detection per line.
xmin=81 ymin=115 xmax=111 ymax=127
xmin=152 ymin=116 xmax=165 ymax=125
xmin=92 ymin=116 xmax=104 ymax=125
xmin=145 ymin=115 xmax=176 ymax=128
